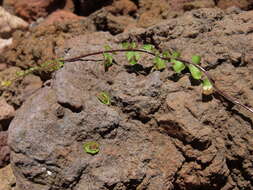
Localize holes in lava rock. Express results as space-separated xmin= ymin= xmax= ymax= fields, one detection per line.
xmin=58 ymin=102 xmax=83 ymax=113
xmin=73 ymin=0 xmax=113 ymax=16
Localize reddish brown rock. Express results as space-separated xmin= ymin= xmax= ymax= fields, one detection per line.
xmin=138 ymin=0 xmax=215 ymax=27
xmin=217 ymin=0 xmax=253 ymax=10
xmin=106 ymin=0 xmax=137 ymax=15
xmin=4 ymin=0 xmax=74 ymax=22
xmin=40 ymin=10 xmax=84 ymax=26
xmin=0 ymin=131 xmax=10 ymax=168
xmin=0 ymin=63 xmax=7 ymax=71
xmin=63 ymin=0 xmax=74 ymax=12
xmin=0 ymin=98 xmax=15 ymax=121
xmin=0 ymin=6 xmax=28 ymax=38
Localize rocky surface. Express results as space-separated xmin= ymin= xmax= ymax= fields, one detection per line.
xmin=39 ymin=10 xmax=84 ymax=26
xmin=2 ymin=0 xmax=74 ymax=22
xmin=8 ymin=8 xmax=253 ymax=190
xmin=0 ymin=6 xmax=28 ymax=39
xmin=0 ymin=6 xmax=28 ymax=52
xmin=2 ymin=0 xmax=253 ymax=29
xmin=0 ymin=37 xmax=12 ymax=53
xmin=217 ymin=0 xmax=253 ymax=10
xmin=0 ymin=164 xmax=16 ymax=190
xmin=3 ymin=17 xmax=95 ymax=70
xmin=0 ymin=97 xmax=14 ymax=131
xmin=0 ymin=97 xmax=14 ymax=121
xmin=0 ymin=67 xmax=43 ymax=108
xmin=0 ymin=131 xmax=10 ymax=167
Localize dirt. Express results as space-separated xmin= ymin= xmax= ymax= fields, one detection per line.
xmin=0 ymin=1 xmax=253 ymax=190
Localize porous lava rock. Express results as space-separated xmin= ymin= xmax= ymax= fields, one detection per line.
xmin=0 ymin=98 xmax=15 ymax=122
xmin=0 ymin=164 xmax=16 ymax=190
xmin=4 ymin=17 xmax=95 ymax=69
xmin=3 ymin=0 xmax=74 ymax=22
xmin=39 ymin=10 xmax=84 ymax=27
xmin=0 ymin=67 xmax=43 ymax=108
xmin=217 ymin=0 xmax=253 ymax=10
xmin=0 ymin=6 xmax=28 ymax=38
xmin=0 ymin=131 xmax=10 ymax=167
xmin=8 ymin=8 xmax=253 ymax=190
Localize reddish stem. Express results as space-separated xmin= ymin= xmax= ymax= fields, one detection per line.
xmin=62 ymin=48 xmax=253 ymax=114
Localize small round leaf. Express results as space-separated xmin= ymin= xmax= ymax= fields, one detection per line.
xmin=83 ymin=141 xmax=100 ymax=155
xmin=202 ymin=78 xmax=213 ymax=95
xmin=192 ymin=55 xmax=201 ymax=65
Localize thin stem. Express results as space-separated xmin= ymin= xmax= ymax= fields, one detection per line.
xmin=62 ymin=48 xmax=253 ymax=114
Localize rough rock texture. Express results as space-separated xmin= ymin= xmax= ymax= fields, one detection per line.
xmin=106 ymin=0 xmax=137 ymax=15
xmin=3 ymin=17 xmax=95 ymax=69
xmin=0 ymin=16 xmax=95 ymax=110
xmin=8 ymin=8 xmax=253 ymax=190
xmin=0 ymin=98 xmax=15 ymax=130
xmin=0 ymin=6 xmax=28 ymax=38
xmin=217 ymin=0 xmax=253 ymax=10
xmin=0 ymin=98 xmax=15 ymax=120
xmin=89 ymin=0 xmax=253 ymax=32
xmin=90 ymin=9 xmax=137 ymax=35
xmin=0 ymin=164 xmax=16 ymax=190
xmin=74 ymin=0 xmax=112 ymax=16
xmin=3 ymin=0 xmax=74 ymax=22
xmin=0 ymin=63 xmax=7 ymax=71
xmin=0 ymin=38 xmax=12 ymax=53
xmin=0 ymin=67 xmax=43 ymax=108
xmin=39 ymin=10 xmax=84 ymax=26
xmin=8 ymin=32 xmax=184 ymax=190
xmin=0 ymin=131 xmax=10 ymax=167
xmin=137 ymin=0 xmax=216 ymax=27
xmin=2 ymin=0 xmax=253 ymax=30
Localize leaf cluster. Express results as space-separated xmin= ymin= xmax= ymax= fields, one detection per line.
xmin=1 ymin=59 xmax=64 ymax=87
xmin=102 ymin=42 xmax=213 ymax=95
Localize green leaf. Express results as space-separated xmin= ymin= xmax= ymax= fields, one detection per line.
xmin=172 ymin=51 xmax=181 ymax=59
xmin=121 ymin=42 xmax=130 ymax=49
xmin=103 ymin=53 xmax=113 ymax=63
xmin=50 ymin=60 xmax=64 ymax=71
xmin=122 ymin=42 xmax=137 ymax=49
xmin=130 ymin=42 xmax=137 ymax=48
xmin=192 ymin=55 xmax=201 ymax=65
xmin=104 ymin=44 xmax=117 ymax=55
xmin=135 ymin=52 xmax=141 ymax=61
xmin=126 ymin=51 xmax=140 ymax=65
xmin=1 ymin=80 xmax=12 ymax=87
xmin=129 ymin=59 xmax=137 ymax=65
xmin=104 ymin=45 xmax=111 ymax=51
xmin=162 ymin=51 xmax=171 ymax=58
xmin=58 ymin=61 xmax=65 ymax=68
xmin=126 ymin=51 xmax=134 ymax=61
xmin=103 ymin=52 xmax=113 ymax=70
xmin=171 ymin=59 xmax=185 ymax=73
xmin=153 ymin=49 xmax=160 ymax=56
xmin=188 ymin=65 xmax=202 ymax=80
xmin=97 ymin=92 xmax=111 ymax=105
xmin=142 ymin=44 xmax=154 ymax=51
xmin=41 ymin=62 xmax=50 ymax=68
xmin=16 ymin=71 xmax=25 ymax=77
xmin=83 ymin=141 xmax=100 ymax=155
xmin=153 ymin=56 xmax=166 ymax=70
xmin=202 ymin=78 xmax=213 ymax=95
